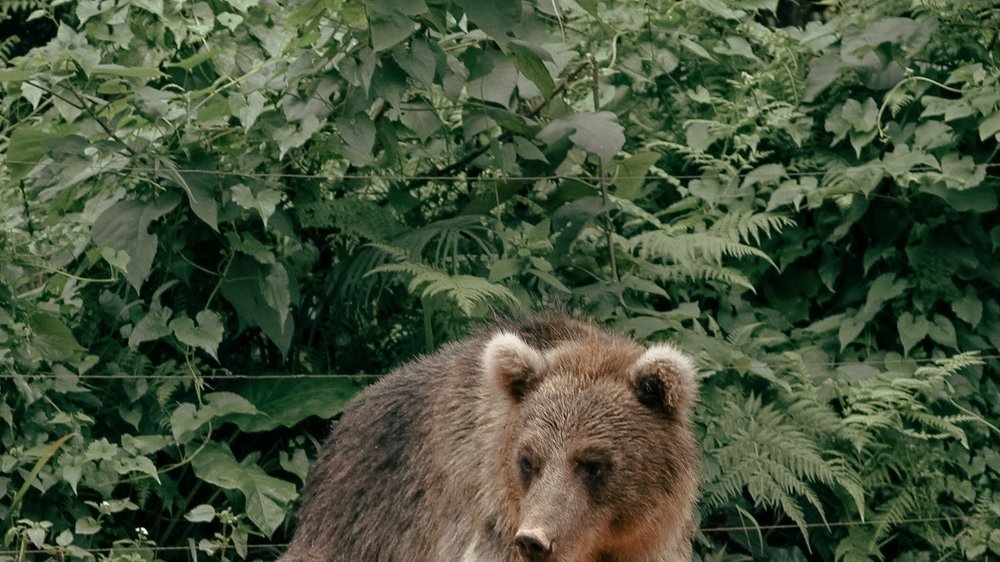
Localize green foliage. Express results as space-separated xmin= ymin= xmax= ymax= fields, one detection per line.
xmin=1 ymin=0 xmax=998 ymax=560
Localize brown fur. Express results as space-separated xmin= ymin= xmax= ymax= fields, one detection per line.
xmin=280 ymin=313 xmax=700 ymax=562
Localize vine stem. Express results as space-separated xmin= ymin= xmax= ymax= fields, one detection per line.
xmin=876 ymin=75 xmax=964 ymax=140
xmin=588 ymin=53 xmax=619 ymax=284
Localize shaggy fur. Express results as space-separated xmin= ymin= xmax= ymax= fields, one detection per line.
xmin=280 ymin=313 xmax=700 ymax=562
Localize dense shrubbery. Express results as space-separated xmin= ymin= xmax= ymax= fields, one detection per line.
xmin=1 ymin=0 xmax=998 ymax=560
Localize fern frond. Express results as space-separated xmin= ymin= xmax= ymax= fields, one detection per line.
xmin=368 ymin=249 xmax=518 ymax=316
xmin=629 ymin=231 xmax=774 ymax=267
xmin=702 ymin=393 xmax=867 ymax=540
xmin=713 ymin=211 xmax=795 ymax=246
xmin=913 ymin=351 xmax=983 ymax=379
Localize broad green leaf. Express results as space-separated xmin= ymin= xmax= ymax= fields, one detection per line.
xmin=221 ymin=257 xmax=294 ymax=354
xmin=685 ymin=121 xmax=712 ymax=152
xmin=920 ymin=182 xmax=998 ymax=212
xmin=7 ymin=127 xmax=56 ymax=182
xmin=508 ymin=41 xmax=555 ymax=97
xmin=279 ymin=449 xmax=311 ymax=484
xmin=130 ymin=0 xmax=163 ymax=15
xmin=927 ymin=314 xmax=957 ymax=349
xmin=465 ymin=50 xmax=518 ymax=107
xmin=222 ymin=377 xmax=364 ymax=432
xmin=185 ymin=504 xmax=216 ymax=523
xmin=897 ymin=313 xmax=928 ymax=356
xmin=170 ymin=392 xmax=260 ymax=443
xmin=335 ymin=113 xmax=377 ymax=166
xmin=91 ymin=194 xmax=181 ymax=291
xmin=190 ymin=442 xmax=297 ymax=536
xmin=979 ymin=111 xmax=1000 ymax=141
xmin=167 ymin=49 xmax=226 ymax=70
xmin=537 ymin=112 xmax=625 ymax=163
xmin=456 ymin=0 xmax=521 ymax=39
xmin=614 ymin=152 xmax=659 ymax=200
xmin=128 ymin=303 xmax=173 ymax=348
xmin=169 ymin=310 xmax=224 ymax=360
xmin=172 ymin=165 xmax=220 ymax=231
xmin=939 ymin=153 xmax=986 ymax=190
xmin=0 ymin=68 xmax=31 ymax=81
xmin=392 ymin=39 xmax=436 ymax=90
xmin=75 ymin=517 xmax=100 ymax=535
xmin=688 ymin=0 xmax=745 ymax=19
xmin=215 ymin=11 xmax=243 ymax=30
xmin=367 ymin=0 xmax=426 ymax=51
xmin=951 ymin=291 xmax=982 ymax=328
xmin=230 ymin=91 xmax=267 ymax=130
xmin=223 ymin=0 xmax=259 ymax=12
xmin=29 ymin=313 xmax=85 ymax=361
xmin=231 ymin=184 xmax=284 ymax=228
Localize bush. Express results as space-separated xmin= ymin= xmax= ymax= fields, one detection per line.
xmin=1 ymin=0 xmax=998 ymax=560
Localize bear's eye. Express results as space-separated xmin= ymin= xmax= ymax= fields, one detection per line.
xmin=518 ymin=456 xmax=538 ymax=485
xmin=576 ymin=459 xmax=611 ymax=489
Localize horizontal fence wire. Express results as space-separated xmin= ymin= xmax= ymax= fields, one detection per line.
xmin=2 ymin=160 xmax=999 ymax=183
xmin=0 ymin=514 xmax=996 ymax=557
xmin=1 ymin=353 xmax=997 ymax=381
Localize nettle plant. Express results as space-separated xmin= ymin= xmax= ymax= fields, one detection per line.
xmin=1 ymin=0 xmax=998 ymax=560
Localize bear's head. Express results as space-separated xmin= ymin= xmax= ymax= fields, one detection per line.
xmin=483 ymin=331 xmax=700 ymax=562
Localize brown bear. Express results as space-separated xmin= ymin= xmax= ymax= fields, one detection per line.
xmin=280 ymin=312 xmax=700 ymax=562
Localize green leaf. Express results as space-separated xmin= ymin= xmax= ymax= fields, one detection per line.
xmin=222 ymin=377 xmax=363 ymax=432
xmin=221 ymin=257 xmax=294 ymax=355
xmin=927 ymin=314 xmax=957 ymax=349
xmin=920 ymin=181 xmax=998 ymax=212
xmin=455 ymin=0 xmax=521 ymax=39
xmin=91 ymin=194 xmax=181 ymax=291
xmin=168 ymin=49 xmax=227 ymax=70
xmin=508 ymin=41 xmax=555 ymax=97
xmin=185 ymin=504 xmax=217 ymax=523
xmin=897 ymin=313 xmax=928 ymax=356
xmin=951 ymin=291 xmax=982 ymax=328
xmin=130 ymin=0 xmax=163 ymax=15
xmin=367 ymin=0 xmax=426 ymax=51
xmin=229 ymin=91 xmax=267 ymax=130
xmin=392 ymin=38 xmax=436 ymax=90
xmin=91 ymin=64 xmax=163 ymax=79
xmin=128 ymin=303 xmax=173 ymax=348
xmin=75 ymin=517 xmax=100 ymax=535
xmin=688 ymin=0 xmax=745 ymax=19
xmin=613 ymin=152 xmax=659 ymax=200
xmin=979 ymin=111 xmax=1000 ymax=141
xmin=0 ymin=68 xmax=32 ymax=81
xmin=7 ymin=127 xmax=56 ymax=182
xmin=939 ymin=154 xmax=986 ymax=190
xmin=231 ymin=184 xmax=284 ymax=228
xmin=169 ymin=310 xmax=224 ymax=360
xmin=170 ymin=392 xmax=260 ymax=443
xmin=465 ymin=50 xmax=518 ymax=107
xmin=335 ymin=113 xmax=377 ymax=166
xmin=29 ymin=313 xmax=85 ymax=361
xmin=190 ymin=443 xmax=297 ymax=536
xmin=537 ymin=112 xmax=625 ymax=163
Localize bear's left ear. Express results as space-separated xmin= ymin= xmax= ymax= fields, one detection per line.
xmin=629 ymin=344 xmax=698 ymax=417
xmin=482 ymin=331 xmax=548 ymax=403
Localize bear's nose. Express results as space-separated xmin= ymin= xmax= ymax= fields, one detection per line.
xmin=515 ymin=529 xmax=552 ymax=562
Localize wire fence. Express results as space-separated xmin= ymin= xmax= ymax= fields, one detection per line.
xmin=0 ymin=353 xmax=996 ymax=381
xmin=3 ymin=160 xmax=999 ymax=184
xmin=1 ymin=514 xmax=996 ymax=557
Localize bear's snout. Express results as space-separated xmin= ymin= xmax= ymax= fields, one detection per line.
xmin=515 ymin=529 xmax=553 ymax=562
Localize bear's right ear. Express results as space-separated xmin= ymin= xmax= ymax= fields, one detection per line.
xmin=482 ymin=332 xmax=547 ymax=402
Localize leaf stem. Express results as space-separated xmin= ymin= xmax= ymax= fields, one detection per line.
xmin=588 ymin=53 xmax=619 ymax=284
